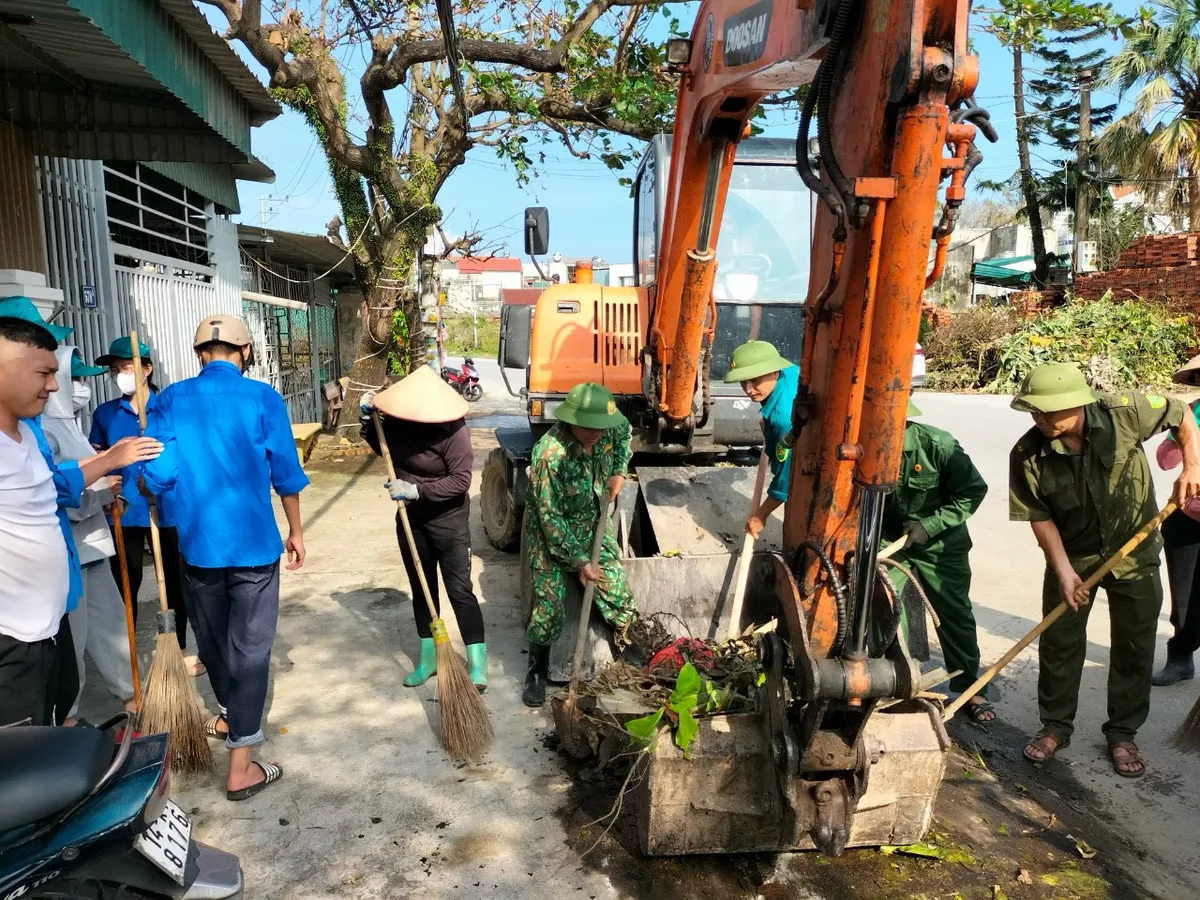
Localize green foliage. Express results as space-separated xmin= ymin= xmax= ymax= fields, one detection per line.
xmin=1095 ymin=204 xmax=1154 ymax=270
xmin=992 ymin=295 xmax=1195 ymax=392
xmin=388 ymin=306 xmax=410 ymax=376
xmin=442 ymin=315 xmax=500 ymax=356
xmin=624 ymin=663 xmax=716 ymax=757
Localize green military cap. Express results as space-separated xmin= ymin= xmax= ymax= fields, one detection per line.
xmin=907 ymin=397 xmax=922 ymax=417
xmin=1011 ymin=363 xmax=1099 ymax=413
xmin=556 ymin=382 xmax=628 ymax=429
xmin=71 ymin=349 xmax=106 ymax=378
xmin=0 ymin=296 xmax=73 ymax=341
xmin=723 ymin=340 xmax=791 ymax=383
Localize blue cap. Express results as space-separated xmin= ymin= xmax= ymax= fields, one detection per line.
xmin=96 ymin=336 xmax=151 ymax=366
xmin=71 ymin=349 xmax=107 ymax=378
xmin=0 ymin=296 xmax=73 ymax=341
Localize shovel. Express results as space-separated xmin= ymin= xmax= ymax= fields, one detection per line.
xmin=554 ymin=497 xmax=615 ymax=754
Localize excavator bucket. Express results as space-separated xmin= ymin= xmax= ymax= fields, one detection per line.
xmin=537 ymin=464 xmax=782 ymax=682
xmin=635 ymin=706 xmax=950 ymax=856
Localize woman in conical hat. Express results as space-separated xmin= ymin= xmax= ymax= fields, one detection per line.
xmin=361 ymin=366 xmax=487 ymax=689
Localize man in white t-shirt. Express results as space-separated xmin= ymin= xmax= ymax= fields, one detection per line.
xmin=0 ymin=303 xmax=160 ymax=726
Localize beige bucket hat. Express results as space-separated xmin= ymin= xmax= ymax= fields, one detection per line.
xmin=1174 ymin=353 xmax=1200 ymax=386
xmin=373 ymin=364 xmax=470 ymax=423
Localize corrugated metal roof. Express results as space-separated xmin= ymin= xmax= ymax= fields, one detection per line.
xmin=143 ymin=160 xmax=240 ymax=213
xmin=237 ymin=225 xmax=357 ymax=279
xmin=0 ymin=0 xmax=275 ymax=162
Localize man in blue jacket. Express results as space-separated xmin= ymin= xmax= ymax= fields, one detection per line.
xmin=0 ymin=299 xmax=158 ymax=725
xmin=724 ymin=340 xmax=799 ymax=538
xmin=143 ymin=314 xmax=307 ymax=801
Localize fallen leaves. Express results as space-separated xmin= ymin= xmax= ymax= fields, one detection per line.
xmin=1017 ymin=868 xmax=1034 ymax=885
xmin=1067 ymin=834 xmax=1098 ymax=859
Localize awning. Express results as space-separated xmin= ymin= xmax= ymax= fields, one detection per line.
xmin=971 ymin=255 xmax=1036 ymax=288
xmin=0 ymin=0 xmax=280 ymax=164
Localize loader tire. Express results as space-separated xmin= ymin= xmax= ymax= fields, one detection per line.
xmin=481 ymin=448 xmax=522 ymax=552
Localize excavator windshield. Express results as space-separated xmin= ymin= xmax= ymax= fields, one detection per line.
xmin=708 ymin=156 xmax=809 ymax=384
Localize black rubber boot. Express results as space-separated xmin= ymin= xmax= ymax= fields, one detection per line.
xmin=1152 ymin=654 xmax=1195 ymax=686
xmin=522 ymin=643 xmax=550 ymax=708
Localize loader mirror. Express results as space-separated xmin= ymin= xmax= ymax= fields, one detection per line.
xmin=500 ymin=303 xmax=532 ymax=371
xmin=524 ymin=207 xmax=550 ymax=257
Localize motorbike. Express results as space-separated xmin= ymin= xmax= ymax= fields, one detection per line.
xmin=441 ymin=357 xmax=483 ymax=402
xmin=0 ymin=713 xmax=243 ymax=899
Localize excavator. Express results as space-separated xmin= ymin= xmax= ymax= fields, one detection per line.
xmin=481 ymin=0 xmax=992 ymax=857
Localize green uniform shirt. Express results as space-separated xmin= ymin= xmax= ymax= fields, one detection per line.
xmin=882 ymin=421 xmax=988 ymax=551
xmin=525 ymin=420 xmax=632 ymax=571
xmin=1009 ymin=392 xmax=1186 ymax=575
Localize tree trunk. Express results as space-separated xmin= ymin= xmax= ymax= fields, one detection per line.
xmin=1188 ymin=165 xmax=1200 ymax=232
xmin=340 ymin=282 xmax=396 ymax=440
xmin=1013 ymin=46 xmax=1050 ymax=286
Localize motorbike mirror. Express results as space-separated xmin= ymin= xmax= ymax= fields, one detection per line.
xmin=524 ymin=207 xmax=549 ymax=257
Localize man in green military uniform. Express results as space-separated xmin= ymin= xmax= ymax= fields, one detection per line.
xmin=724 ymin=340 xmax=799 ymax=537
xmin=883 ymin=399 xmax=992 ymax=721
xmin=1010 ymin=363 xmax=1200 ymax=778
xmin=522 ymin=383 xmax=636 ymax=707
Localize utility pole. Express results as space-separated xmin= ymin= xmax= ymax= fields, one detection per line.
xmin=1073 ymin=70 xmax=1092 ymax=269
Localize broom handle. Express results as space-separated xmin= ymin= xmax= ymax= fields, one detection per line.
xmin=111 ymin=504 xmax=142 ymax=706
xmin=372 ymin=411 xmax=439 ymax=622
xmin=943 ymin=501 xmax=1177 ymax=722
xmin=726 ymin=451 xmax=769 ymax=641
xmin=129 ymin=332 xmax=171 ymax=616
xmin=568 ymin=499 xmax=614 ymax=702
xmin=878 ymin=535 xmax=907 ymax=562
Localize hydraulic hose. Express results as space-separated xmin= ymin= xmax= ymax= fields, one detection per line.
xmin=816 ymin=0 xmax=858 ymax=218
xmin=795 ymin=80 xmax=845 ymax=230
xmin=791 ymin=540 xmax=850 ymax=657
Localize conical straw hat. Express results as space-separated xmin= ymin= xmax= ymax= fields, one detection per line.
xmin=1174 ymin=353 xmax=1200 ymax=386
xmin=373 ymin=364 xmax=470 ymax=423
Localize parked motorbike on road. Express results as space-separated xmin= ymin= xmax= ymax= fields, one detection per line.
xmin=441 ymin=357 xmax=483 ymax=402
xmin=0 ymin=714 xmax=244 ymax=899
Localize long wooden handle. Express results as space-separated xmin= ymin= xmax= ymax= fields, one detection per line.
xmin=726 ymin=451 xmax=770 ymax=640
xmin=129 ymin=332 xmax=171 ymax=616
xmin=111 ymin=506 xmax=141 ymax=706
xmin=567 ymin=499 xmax=614 ymax=702
xmin=372 ymin=411 xmax=439 ymax=623
xmin=943 ymin=502 xmax=1177 ymax=722
xmin=878 ymin=535 xmax=907 ymax=562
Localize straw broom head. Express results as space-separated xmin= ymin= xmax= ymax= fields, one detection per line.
xmin=431 ymin=619 xmax=493 ymax=761
xmin=140 ymin=622 xmax=214 ymax=775
xmin=1169 ymin=694 xmax=1200 ymax=755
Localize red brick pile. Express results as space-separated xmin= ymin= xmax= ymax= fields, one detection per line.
xmin=1074 ymin=234 xmax=1200 ymax=303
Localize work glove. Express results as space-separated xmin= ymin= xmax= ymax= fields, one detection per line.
xmin=359 ymin=390 xmax=377 ymax=413
xmin=386 ymin=478 xmax=419 ymax=502
xmin=903 ymin=521 xmax=930 ymax=549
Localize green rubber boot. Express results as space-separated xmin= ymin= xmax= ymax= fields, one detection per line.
xmin=403 ymin=638 xmax=437 ymax=687
xmin=466 ymin=643 xmax=488 ymax=692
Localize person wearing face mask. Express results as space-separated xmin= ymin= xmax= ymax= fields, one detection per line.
xmin=89 ymin=337 xmax=200 ymax=676
xmin=40 ymin=347 xmax=136 ymax=722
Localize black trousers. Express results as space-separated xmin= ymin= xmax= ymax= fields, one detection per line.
xmin=0 ymin=615 xmax=75 ymax=727
xmin=1162 ymin=511 xmax=1200 ymax=658
xmin=395 ymin=500 xmax=485 ymax=645
xmin=110 ymin=524 xmax=189 ymax=649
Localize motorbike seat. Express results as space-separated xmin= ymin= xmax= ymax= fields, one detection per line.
xmin=0 ymin=727 xmax=111 ymax=833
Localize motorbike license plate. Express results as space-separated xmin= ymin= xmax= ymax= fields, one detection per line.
xmin=134 ymin=799 xmax=191 ymax=886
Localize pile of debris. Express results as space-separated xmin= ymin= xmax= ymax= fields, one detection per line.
xmin=1075 ymin=233 xmax=1200 ymax=304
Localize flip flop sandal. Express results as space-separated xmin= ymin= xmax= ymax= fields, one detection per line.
xmin=204 ymin=715 xmax=228 ymax=740
xmin=1110 ymin=742 xmax=1146 ymax=779
xmin=964 ymin=699 xmax=997 ymax=724
xmin=1023 ymin=732 xmax=1070 ymax=763
xmin=226 ymin=761 xmax=283 ymax=802
xmin=184 ymin=656 xmax=206 ymax=677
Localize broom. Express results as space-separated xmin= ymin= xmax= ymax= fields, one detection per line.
xmin=726 ymin=451 xmax=768 ymax=641
xmin=129 ymin=332 xmax=212 ymax=774
xmin=110 ymin=505 xmax=141 ymax=709
xmin=944 ymin=502 xmax=1176 ymax=723
xmin=372 ymin=410 xmax=492 ymax=761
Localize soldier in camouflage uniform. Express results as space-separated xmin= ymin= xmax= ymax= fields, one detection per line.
xmin=522 ymin=382 xmax=636 ymax=707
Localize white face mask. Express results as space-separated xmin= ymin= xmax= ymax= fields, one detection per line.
xmin=72 ymin=381 xmax=91 ymax=411
xmin=115 ymin=372 xmax=137 ymax=396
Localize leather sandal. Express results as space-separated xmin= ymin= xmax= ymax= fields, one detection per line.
xmin=1023 ymin=732 xmax=1069 ymax=763
xmin=1110 ymin=741 xmax=1146 ymax=779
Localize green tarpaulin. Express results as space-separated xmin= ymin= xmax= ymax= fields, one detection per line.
xmin=971 ymin=255 xmax=1036 ymax=288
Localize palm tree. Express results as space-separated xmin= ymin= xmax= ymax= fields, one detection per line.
xmin=1098 ymin=0 xmax=1200 ymax=228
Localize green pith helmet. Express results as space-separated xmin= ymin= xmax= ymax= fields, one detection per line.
xmin=723 ymin=340 xmax=792 ymax=383
xmin=556 ymin=382 xmax=628 ymax=429
xmin=1011 ymin=363 xmax=1099 ymax=414
xmin=907 ymin=398 xmax=922 ymax=418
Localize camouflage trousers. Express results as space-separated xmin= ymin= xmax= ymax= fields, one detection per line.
xmin=526 ymin=529 xmax=636 ymax=646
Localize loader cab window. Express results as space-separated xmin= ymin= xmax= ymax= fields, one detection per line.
xmin=634 ymin=156 xmax=657 ymax=285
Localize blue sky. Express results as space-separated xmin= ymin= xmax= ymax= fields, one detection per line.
xmin=226 ymin=2 xmax=1145 ymax=263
